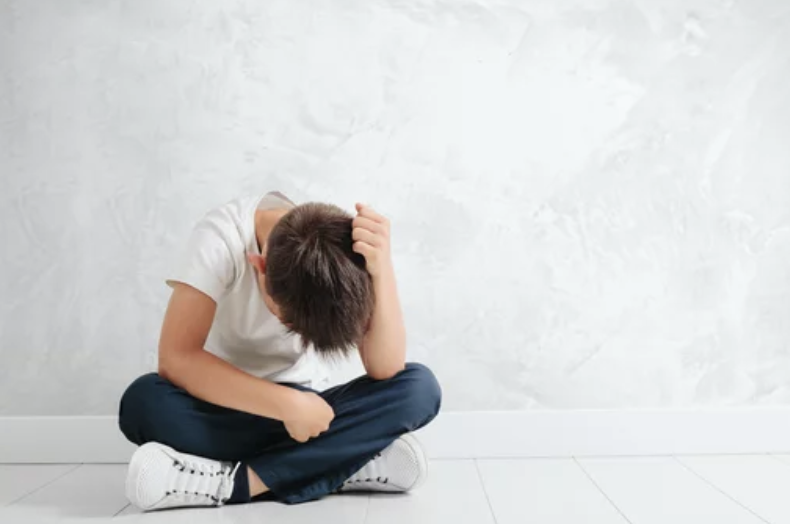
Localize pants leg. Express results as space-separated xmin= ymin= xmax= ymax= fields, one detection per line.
xmin=247 ymin=362 xmax=442 ymax=502
xmin=119 ymin=373 xmax=296 ymax=462
xmin=118 ymin=363 xmax=442 ymax=504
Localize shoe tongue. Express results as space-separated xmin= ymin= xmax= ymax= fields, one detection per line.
xmin=171 ymin=459 xmax=222 ymax=498
xmin=219 ymin=462 xmax=240 ymax=501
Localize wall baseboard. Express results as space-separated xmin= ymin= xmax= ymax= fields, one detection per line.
xmin=2 ymin=408 xmax=790 ymax=463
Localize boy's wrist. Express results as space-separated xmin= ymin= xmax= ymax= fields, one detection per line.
xmin=262 ymin=383 xmax=303 ymax=421
xmin=372 ymin=261 xmax=395 ymax=284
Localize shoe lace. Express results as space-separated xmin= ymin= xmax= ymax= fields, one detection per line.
xmin=166 ymin=457 xmax=239 ymax=506
xmin=344 ymin=452 xmax=389 ymax=487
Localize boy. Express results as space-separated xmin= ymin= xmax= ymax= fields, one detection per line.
xmin=118 ymin=191 xmax=441 ymax=510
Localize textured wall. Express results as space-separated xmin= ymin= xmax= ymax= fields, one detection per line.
xmin=1 ymin=0 xmax=789 ymax=416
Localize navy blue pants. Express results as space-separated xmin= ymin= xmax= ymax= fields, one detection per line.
xmin=118 ymin=363 xmax=441 ymax=504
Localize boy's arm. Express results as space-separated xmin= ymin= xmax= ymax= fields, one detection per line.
xmin=352 ymin=204 xmax=407 ymax=380
xmin=159 ymin=283 xmax=300 ymax=420
xmin=159 ymin=283 xmax=334 ymax=442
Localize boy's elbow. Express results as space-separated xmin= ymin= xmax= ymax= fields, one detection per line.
xmin=157 ymin=348 xmax=190 ymax=382
xmin=157 ymin=355 xmax=177 ymax=382
xmin=366 ymin=363 xmax=406 ymax=381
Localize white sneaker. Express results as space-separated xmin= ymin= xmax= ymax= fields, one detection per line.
xmin=126 ymin=442 xmax=240 ymax=511
xmin=340 ymin=434 xmax=428 ymax=493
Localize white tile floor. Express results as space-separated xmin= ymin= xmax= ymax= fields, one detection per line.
xmin=2 ymin=455 xmax=790 ymax=523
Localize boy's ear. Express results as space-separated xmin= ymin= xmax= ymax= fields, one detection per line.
xmin=246 ymin=253 xmax=267 ymax=274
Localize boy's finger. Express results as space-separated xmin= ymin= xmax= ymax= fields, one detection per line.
xmin=353 ymin=240 xmax=375 ymax=257
xmin=352 ymin=216 xmax=382 ymax=234
xmin=353 ymin=227 xmax=380 ymax=246
xmin=356 ymin=203 xmax=386 ymax=223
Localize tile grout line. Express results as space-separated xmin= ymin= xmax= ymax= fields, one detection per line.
xmin=673 ymin=456 xmax=772 ymax=524
xmin=473 ymin=459 xmax=500 ymax=524
xmin=360 ymin=494 xmax=371 ymax=524
xmin=6 ymin=463 xmax=83 ymax=506
xmin=572 ymin=457 xmax=634 ymax=524
xmin=112 ymin=503 xmax=131 ymax=517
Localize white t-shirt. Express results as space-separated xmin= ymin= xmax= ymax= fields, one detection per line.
xmin=166 ymin=192 xmax=327 ymax=389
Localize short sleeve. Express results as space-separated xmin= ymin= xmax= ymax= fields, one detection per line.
xmin=268 ymin=191 xmax=296 ymax=207
xmin=165 ymin=213 xmax=237 ymax=303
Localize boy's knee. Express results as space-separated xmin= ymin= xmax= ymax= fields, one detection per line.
xmin=395 ymin=363 xmax=442 ymax=428
xmin=118 ymin=373 xmax=173 ymax=443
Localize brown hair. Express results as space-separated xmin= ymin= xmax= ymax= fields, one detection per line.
xmin=265 ymin=202 xmax=374 ymax=356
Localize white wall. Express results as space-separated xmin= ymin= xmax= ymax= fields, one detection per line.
xmin=1 ymin=0 xmax=789 ymax=416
